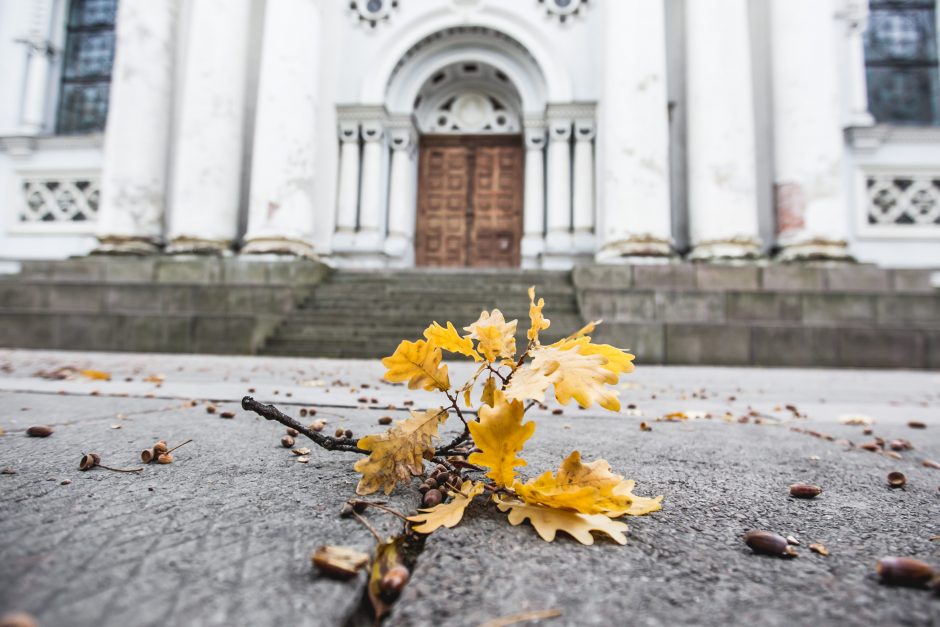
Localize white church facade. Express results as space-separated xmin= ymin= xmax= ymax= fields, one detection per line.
xmin=0 ymin=0 xmax=939 ymax=269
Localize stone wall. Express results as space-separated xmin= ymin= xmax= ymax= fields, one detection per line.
xmin=574 ymin=264 xmax=940 ymax=368
xmin=0 ymin=257 xmax=328 ymax=354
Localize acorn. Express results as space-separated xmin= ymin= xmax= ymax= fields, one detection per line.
xmin=153 ymin=441 xmax=168 ymax=454
xmin=344 ymin=429 xmax=354 ymax=439
xmin=157 ymin=453 xmax=174 ymax=464
xmin=876 ymin=557 xmax=934 ymax=587
xmin=26 ymin=425 xmax=53 ymax=438
xmin=379 ymin=564 xmax=410 ymax=600
xmin=0 ymin=612 xmax=39 ymax=627
xmin=744 ymin=530 xmax=798 ymax=557
xmin=286 ymin=428 xmax=299 ymax=437
xmin=908 ymin=421 xmax=927 ymax=429
xmin=378 ymin=416 xmax=393 ymax=425
xmin=887 ymin=471 xmax=906 ymax=488
xmin=789 ymin=483 xmax=822 ymax=499
xmin=309 ymin=420 xmax=325 ymax=432
xmin=335 ymin=428 xmax=345 ymax=438
xmin=352 ymin=500 xmax=368 ymax=514
xmin=889 ymin=439 xmax=913 ymax=451
xmin=140 ymin=447 xmax=157 ymax=463
xmin=422 ymin=488 xmax=443 ymax=508
xmin=281 ymin=435 xmax=295 ymax=448
xmin=79 ymin=453 xmax=101 ymax=471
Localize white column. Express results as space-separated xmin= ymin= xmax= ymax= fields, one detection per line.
xmin=844 ymin=0 xmax=875 ymax=127
xmin=18 ymin=0 xmax=55 ymax=134
xmin=686 ymin=0 xmax=762 ymax=260
xmin=544 ymin=118 xmax=572 ymax=254
xmin=521 ymin=124 xmax=546 ymax=267
xmin=95 ymin=0 xmax=178 ymax=254
xmin=356 ymin=120 xmax=386 ymax=250
xmin=596 ymin=0 xmax=673 ymax=261
xmin=242 ymin=0 xmax=320 ymax=256
xmin=334 ymin=121 xmax=361 ymax=251
xmin=385 ymin=125 xmax=418 ymax=265
xmin=167 ymin=0 xmax=251 ymax=254
xmin=572 ymin=118 xmax=596 ymax=252
xmin=771 ymin=0 xmax=853 ymax=262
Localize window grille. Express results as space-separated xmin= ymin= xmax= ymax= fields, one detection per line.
xmin=56 ymin=0 xmax=118 ymax=134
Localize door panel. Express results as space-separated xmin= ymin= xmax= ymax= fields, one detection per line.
xmin=469 ymin=143 xmax=523 ymax=268
xmin=415 ymin=136 xmax=523 ymax=268
xmin=415 ymin=144 xmax=471 ymax=267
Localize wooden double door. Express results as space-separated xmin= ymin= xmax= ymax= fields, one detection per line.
xmin=415 ymin=135 xmax=524 ymax=267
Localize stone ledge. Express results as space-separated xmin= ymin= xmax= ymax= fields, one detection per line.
xmin=16 ymin=257 xmax=330 ymax=285
xmin=573 ymin=263 xmax=939 ymax=293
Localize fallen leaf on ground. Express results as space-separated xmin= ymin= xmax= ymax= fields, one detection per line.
xmin=143 ymin=374 xmax=165 ymax=383
xmin=311 ymin=545 xmax=369 ymax=579
xmin=810 ymin=543 xmax=829 ymax=556
xmin=496 ymin=498 xmax=628 ymax=545
xmin=408 ymin=480 xmax=485 ymax=533
xmin=80 ymin=369 xmax=111 ymax=381
xmin=291 ymin=447 xmax=311 ymax=455
xmin=512 ymin=451 xmax=662 ymax=517
xmin=480 ymin=608 xmax=563 ymax=627
xmin=368 ymin=537 xmax=408 ymax=620
xmin=839 ymin=414 xmax=873 ymax=426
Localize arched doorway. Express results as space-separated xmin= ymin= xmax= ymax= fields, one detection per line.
xmin=412 ymin=62 xmax=524 ymax=267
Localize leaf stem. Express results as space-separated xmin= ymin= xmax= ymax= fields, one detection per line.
xmin=351 ymin=510 xmax=383 ymax=543
xmin=164 ymin=439 xmax=193 ymax=456
xmin=99 ymin=464 xmax=143 ymax=473
xmin=350 ymin=500 xmax=410 ymax=522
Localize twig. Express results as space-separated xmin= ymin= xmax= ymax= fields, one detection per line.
xmin=351 ymin=510 xmax=383 ymax=543
xmin=436 ymin=426 xmax=471 ymax=456
xmin=524 ymin=400 xmax=539 ymax=413
xmin=245 ymin=395 xmax=470 ymax=458
xmin=486 ymin=364 xmax=508 ymax=385
xmin=241 ymin=396 xmax=367 ymax=454
xmin=164 ymin=439 xmax=193 ymax=455
xmin=349 ymin=500 xmax=410 ymax=522
xmin=504 ymin=339 xmax=536 ymax=385
xmin=99 ymin=464 xmax=143 ymax=473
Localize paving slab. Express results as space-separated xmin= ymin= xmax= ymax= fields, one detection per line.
xmin=0 ymin=349 xmax=938 ymax=627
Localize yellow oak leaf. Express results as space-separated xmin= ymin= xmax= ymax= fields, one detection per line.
xmin=527 ymin=286 xmax=550 ymax=344
xmin=381 ymin=339 xmax=450 ymax=391
xmin=464 ymin=309 xmax=517 ymax=362
xmin=561 ymin=319 xmax=601 ymax=342
xmin=424 ymin=321 xmax=481 ymax=362
xmin=481 ymin=376 xmax=497 ymax=408
xmin=407 ymin=480 xmax=485 ymax=533
xmin=607 ymin=480 xmax=664 ymax=517
xmin=505 ymin=344 xmax=621 ymax=411
xmin=353 ymin=408 xmax=447 ymax=495
xmin=513 ymin=451 xmax=662 ymax=517
xmin=495 ymin=498 xmax=628 ymax=545
xmin=468 ymin=390 xmax=535 ymax=487
xmin=553 ymin=336 xmax=635 ymax=376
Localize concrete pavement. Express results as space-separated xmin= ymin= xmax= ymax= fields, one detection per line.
xmin=0 ymin=349 xmax=938 ymax=626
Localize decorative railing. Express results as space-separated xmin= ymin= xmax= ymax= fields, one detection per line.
xmin=863 ymin=171 xmax=940 ymax=236
xmin=18 ymin=174 xmax=100 ymax=229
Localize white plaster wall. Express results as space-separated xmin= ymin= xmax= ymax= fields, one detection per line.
xmin=847 ymin=138 xmax=940 ymax=267
xmin=0 ymin=138 xmax=103 ymax=259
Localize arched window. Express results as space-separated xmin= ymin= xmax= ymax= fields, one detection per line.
xmin=56 ymin=0 xmax=118 ymax=134
xmin=864 ymin=0 xmax=939 ymax=125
